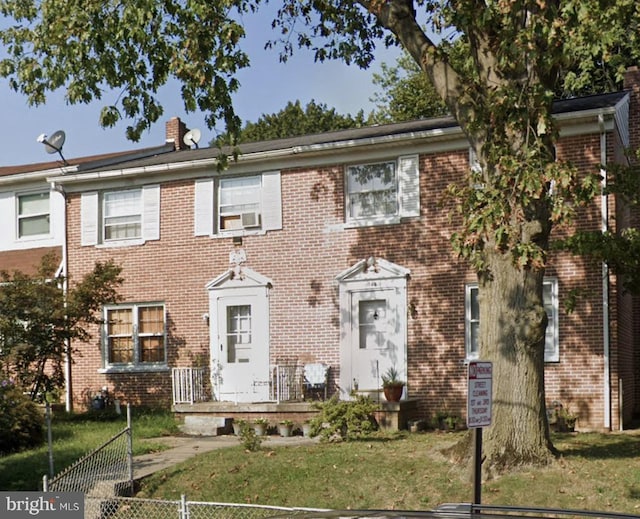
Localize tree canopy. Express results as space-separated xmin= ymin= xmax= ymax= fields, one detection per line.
xmin=213 ymin=99 xmax=369 ymax=145
xmin=0 ymin=254 xmax=122 ymax=400
xmin=1 ymin=0 xmax=639 ymax=475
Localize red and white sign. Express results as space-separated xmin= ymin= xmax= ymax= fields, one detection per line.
xmin=467 ymin=361 xmax=492 ymax=428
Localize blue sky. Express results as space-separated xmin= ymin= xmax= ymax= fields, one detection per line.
xmin=1 ymin=11 xmax=401 ymax=166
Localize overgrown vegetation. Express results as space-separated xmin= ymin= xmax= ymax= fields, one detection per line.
xmin=0 ymin=379 xmax=44 ymax=454
xmin=309 ymin=394 xmax=379 ymax=441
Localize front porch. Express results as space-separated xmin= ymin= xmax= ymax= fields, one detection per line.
xmin=171 ymin=367 xmax=418 ymax=435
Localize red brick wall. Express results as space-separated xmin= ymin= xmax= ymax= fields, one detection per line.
xmin=66 ymin=128 xmax=625 ymax=430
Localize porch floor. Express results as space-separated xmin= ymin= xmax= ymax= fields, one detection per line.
xmin=173 ymin=399 xmax=419 ymax=435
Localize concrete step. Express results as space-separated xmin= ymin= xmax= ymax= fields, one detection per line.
xmin=179 ymin=415 xmax=231 ymax=436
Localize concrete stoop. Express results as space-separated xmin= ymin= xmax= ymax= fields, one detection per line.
xmin=179 ymin=415 xmax=231 ymax=436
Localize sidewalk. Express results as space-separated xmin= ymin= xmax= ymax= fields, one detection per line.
xmin=133 ymin=434 xmax=316 ymax=480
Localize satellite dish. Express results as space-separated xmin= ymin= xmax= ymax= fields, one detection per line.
xmin=183 ymin=128 xmax=201 ymax=149
xmin=36 ymin=130 xmax=68 ymax=165
xmin=44 ymin=130 xmax=66 ymax=154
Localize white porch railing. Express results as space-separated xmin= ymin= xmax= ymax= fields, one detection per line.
xmin=270 ymin=363 xmax=303 ymax=402
xmin=172 ymin=367 xmax=208 ymax=404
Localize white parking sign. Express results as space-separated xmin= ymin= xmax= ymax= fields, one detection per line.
xmin=467 ymin=361 xmax=492 ymax=428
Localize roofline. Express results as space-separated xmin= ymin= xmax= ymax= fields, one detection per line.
xmin=49 ymin=93 xmax=629 ymax=187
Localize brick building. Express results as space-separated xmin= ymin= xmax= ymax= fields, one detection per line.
xmin=2 ymin=71 xmax=639 ymax=431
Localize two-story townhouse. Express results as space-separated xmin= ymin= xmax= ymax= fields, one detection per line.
xmin=40 ymin=68 xmax=640 ymax=431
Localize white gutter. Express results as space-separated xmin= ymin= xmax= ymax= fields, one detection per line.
xmin=0 ymin=165 xmax=77 ymax=186
xmin=48 ymin=108 xmax=619 ymax=187
xmin=598 ymin=114 xmax=611 ymax=430
xmin=48 ymin=126 xmax=464 ymax=185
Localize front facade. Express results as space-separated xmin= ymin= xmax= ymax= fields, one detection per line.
xmin=7 ymin=71 xmax=638 ymax=431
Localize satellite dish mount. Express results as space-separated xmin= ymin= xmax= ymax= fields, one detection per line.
xmin=37 ymin=130 xmax=68 ymax=166
xmin=183 ymin=128 xmax=201 ymax=149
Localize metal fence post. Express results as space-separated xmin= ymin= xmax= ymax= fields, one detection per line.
xmin=127 ymin=404 xmax=134 ymax=496
xmin=180 ymin=494 xmax=188 ymax=519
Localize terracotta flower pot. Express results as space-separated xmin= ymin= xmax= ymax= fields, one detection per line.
xmin=383 ymin=384 xmax=404 ymax=402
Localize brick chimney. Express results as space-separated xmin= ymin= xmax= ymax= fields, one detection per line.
xmin=624 ymin=67 xmax=640 ymax=152
xmin=165 ymin=117 xmax=190 ymax=151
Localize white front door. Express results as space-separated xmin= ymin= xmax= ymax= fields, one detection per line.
xmin=350 ymin=289 xmax=406 ymax=396
xmin=211 ymin=291 xmax=270 ymax=402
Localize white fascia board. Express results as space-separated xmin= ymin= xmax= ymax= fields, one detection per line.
xmin=48 ymin=107 xmax=617 ymax=189
xmin=0 ymin=165 xmax=78 ymax=186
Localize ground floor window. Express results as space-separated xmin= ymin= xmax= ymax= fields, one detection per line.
xmin=465 ymin=278 xmax=559 ymax=362
xmin=104 ymin=303 xmax=166 ymax=367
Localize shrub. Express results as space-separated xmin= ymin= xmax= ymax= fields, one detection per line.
xmin=238 ymin=420 xmax=266 ymax=451
xmin=0 ymin=380 xmax=45 ymax=454
xmin=310 ymin=394 xmax=379 ymax=441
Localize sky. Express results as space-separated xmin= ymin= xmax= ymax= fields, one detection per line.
xmin=0 ymin=11 xmax=401 ymax=167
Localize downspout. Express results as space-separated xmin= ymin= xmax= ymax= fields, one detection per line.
xmin=52 ymin=181 xmax=72 ymax=412
xmin=598 ymin=114 xmax=612 ymax=430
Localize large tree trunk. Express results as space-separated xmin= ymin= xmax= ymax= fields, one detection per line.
xmin=478 ymin=249 xmax=556 ymax=477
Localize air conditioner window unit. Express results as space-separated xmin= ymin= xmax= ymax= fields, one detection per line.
xmin=240 ymin=212 xmax=261 ymax=228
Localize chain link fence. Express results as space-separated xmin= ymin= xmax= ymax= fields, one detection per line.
xmin=87 ymin=496 xmax=326 ymax=519
xmin=43 ymin=406 xmax=134 ymax=518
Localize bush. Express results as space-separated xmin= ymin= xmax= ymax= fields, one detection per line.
xmin=0 ymin=380 xmax=45 ymax=454
xmin=238 ymin=420 xmax=265 ymax=451
xmin=310 ymin=394 xmax=379 ymax=441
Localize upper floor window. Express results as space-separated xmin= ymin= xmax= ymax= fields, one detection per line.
xmin=345 ymin=155 xmax=419 ymax=227
xmin=194 ymin=171 xmax=282 ymax=237
xmin=103 ymin=189 xmax=142 ymax=240
xmin=219 ymin=176 xmax=262 ymax=231
xmin=347 ymin=162 xmax=397 ymax=220
xmin=81 ymin=185 xmax=160 ymax=246
xmin=104 ymin=303 xmax=166 ymax=368
xmin=17 ymin=192 xmax=50 ymax=238
xmin=465 ymin=278 xmax=559 ymax=362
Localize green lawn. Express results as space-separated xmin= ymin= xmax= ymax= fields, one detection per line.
xmin=3 ymin=414 xmax=640 ymax=515
xmin=137 ymin=430 xmax=640 ymax=514
xmin=0 ymin=408 xmax=180 ymax=491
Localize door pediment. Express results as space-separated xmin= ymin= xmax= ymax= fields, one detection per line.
xmin=336 ymin=257 xmax=410 ymax=285
xmin=206 ymin=267 xmax=272 ymax=291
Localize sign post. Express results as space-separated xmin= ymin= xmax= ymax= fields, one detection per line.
xmin=467 ymin=361 xmax=493 ymax=507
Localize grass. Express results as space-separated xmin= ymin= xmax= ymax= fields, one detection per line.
xmin=136 ymin=430 xmax=640 ymax=514
xmin=0 ymin=407 xmax=180 ymax=491
xmin=3 ymin=414 xmax=640 ymax=515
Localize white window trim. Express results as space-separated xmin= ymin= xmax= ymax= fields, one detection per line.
xmin=16 ymin=190 xmax=51 ymax=240
xmin=464 ymin=284 xmax=480 ymax=361
xmin=103 ymin=188 xmax=143 ymax=243
xmin=464 ymin=279 xmax=559 ymax=363
xmin=100 ymin=303 xmax=168 ymax=373
xmin=344 ymin=154 xmax=419 ymax=228
xmin=81 ymin=185 xmax=160 ymax=247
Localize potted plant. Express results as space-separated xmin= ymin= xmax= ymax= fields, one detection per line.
xmin=232 ymin=418 xmax=246 ymax=436
xmin=278 ymin=419 xmax=293 ymax=437
xmin=253 ymin=417 xmax=269 ymax=436
xmin=302 ymin=419 xmax=313 ymax=438
xmin=381 ymin=366 xmax=405 ymax=402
